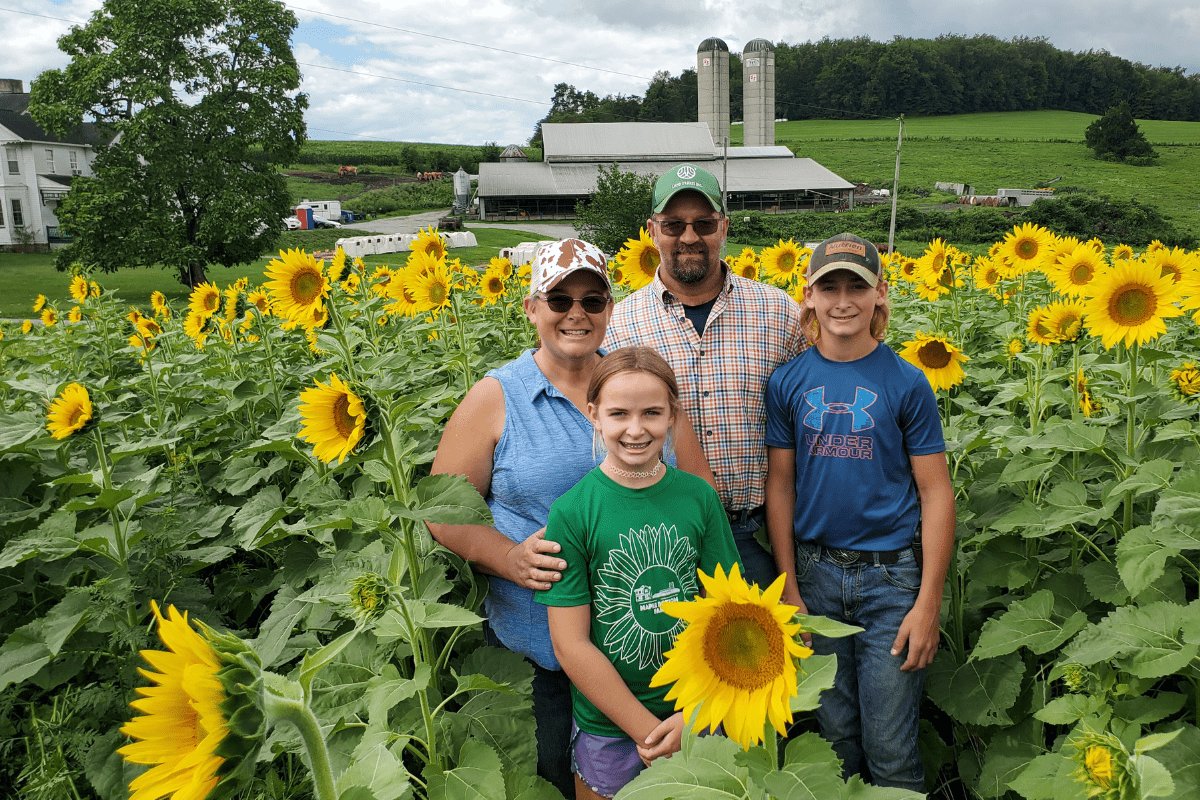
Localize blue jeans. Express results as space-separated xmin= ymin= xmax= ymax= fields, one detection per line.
xmin=794 ymin=541 xmax=926 ymax=792
xmin=731 ymin=511 xmax=779 ymax=589
xmin=483 ymin=622 xmax=574 ymax=797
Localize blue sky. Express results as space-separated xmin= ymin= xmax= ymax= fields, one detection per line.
xmin=7 ymin=1 xmax=1200 ymax=146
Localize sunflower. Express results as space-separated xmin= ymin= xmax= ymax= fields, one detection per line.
xmin=369 ymin=265 xmax=396 ymax=296
xmin=22 ymin=319 xmax=33 ymax=334
xmin=897 ymin=257 xmax=921 ymax=284
xmin=733 ymin=254 xmax=759 ymax=281
xmin=129 ymin=331 xmax=155 ymax=352
xmin=609 ymin=262 xmax=627 ymax=288
xmin=1007 ymin=338 xmax=1024 ymax=356
xmin=46 ymin=383 xmax=93 ymax=440
xmin=340 ymin=273 xmax=361 ymax=295
xmin=138 ymin=318 xmax=163 ymax=338
xmin=1147 ymin=246 xmax=1198 ymax=285
xmin=406 ymin=255 xmax=453 ymax=314
xmin=90 ymin=281 xmax=101 ymax=298
xmin=914 ymin=238 xmax=950 ymax=285
xmin=615 ymin=228 xmax=660 ymax=290
xmin=1083 ymin=258 xmax=1183 ymax=349
xmin=68 ymin=306 xmax=83 ymax=324
xmin=184 ymin=310 xmax=211 ymax=348
xmin=1026 ymin=305 xmax=1058 ymax=346
xmin=488 ymin=256 xmax=514 ymax=280
xmin=128 ymin=307 xmax=145 ymax=325
xmin=1000 ymin=223 xmax=1053 ymax=274
xmin=1170 ymin=362 xmax=1200 ymax=400
xmin=650 ymin=563 xmax=810 ymax=750
xmin=41 ymin=308 xmax=58 ymax=327
xmin=898 ymin=332 xmax=970 ymax=391
xmin=297 ymin=373 xmax=367 ymax=465
xmin=974 ymin=257 xmax=1003 ymax=296
xmin=246 ymin=289 xmax=271 ymax=315
xmin=33 ymin=294 xmax=47 ymax=313
xmin=1045 ymin=301 xmax=1086 ymax=343
xmin=70 ymin=274 xmax=90 ymax=303
xmin=1112 ymin=243 xmax=1136 ymax=262
xmin=151 ymin=291 xmax=169 ymax=317
xmin=410 ymin=226 xmax=448 ymax=261
xmin=478 ymin=270 xmax=507 ymax=305
xmin=384 ymin=268 xmax=419 ymax=318
xmin=1147 ymin=239 xmax=1165 ymax=254
xmin=1075 ymin=369 xmax=1102 ymax=417
xmin=264 ymin=249 xmax=329 ymax=323
xmin=327 ymin=247 xmax=347 ymax=284
xmin=222 ymin=286 xmax=243 ymax=323
xmin=187 ymin=282 xmax=221 ymax=319
xmin=1069 ymin=729 xmax=1131 ymax=798
xmin=119 ymin=601 xmax=263 ymax=800
xmin=760 ymin=239 xmax=806 ymax=285
xmin=1047 ymin=247 xmax=1105 ymax=297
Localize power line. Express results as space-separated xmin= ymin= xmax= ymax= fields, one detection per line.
xmin=0 ymin=5 xmax=79 ymax=24
xmin=282 ymin=3 xmax=653 ymax=82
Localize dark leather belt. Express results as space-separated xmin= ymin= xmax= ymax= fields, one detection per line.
xmin=725 ymin=505 xmax=765 ymax=525
xmin=816 ymin=544 xmax=915 ymax=566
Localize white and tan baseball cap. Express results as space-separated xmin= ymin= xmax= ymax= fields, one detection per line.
xmin=528 ymin=238 xmax=611 ymax=296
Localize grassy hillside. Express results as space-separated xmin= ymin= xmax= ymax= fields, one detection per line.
xmin=724 ymin=111 xmax=1200 ymax=236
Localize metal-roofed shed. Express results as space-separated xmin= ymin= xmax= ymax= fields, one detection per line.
xmin=542 ymin=122 xmax=715 ymax=163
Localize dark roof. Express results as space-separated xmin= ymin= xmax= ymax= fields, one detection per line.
xmin=744 ymin=39 xmax=773 ymax=53
xmin=0 ymin=92 xmax=109 ymax=146
xmin=697 ymin=37 xmax=729 ymax=53
xmin=40 ymin=174 xmax=74 ymax=188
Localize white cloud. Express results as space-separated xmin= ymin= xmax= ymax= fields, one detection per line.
xmin=5 ymin=0 xmax=1199 ymax=146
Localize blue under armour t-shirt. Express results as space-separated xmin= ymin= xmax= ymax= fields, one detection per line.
xmin=765 ymin=343 xmax=945 ymax=551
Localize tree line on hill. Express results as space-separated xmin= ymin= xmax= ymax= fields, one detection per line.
xmin=532 ymin=34 xmax=1200 ymax=142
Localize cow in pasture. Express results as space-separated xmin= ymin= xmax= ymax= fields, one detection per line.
xmin=339 ymin=165 xmax=358 ymax=177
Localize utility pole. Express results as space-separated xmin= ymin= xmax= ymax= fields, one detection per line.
xmin=887 ymin=115 xmax=904 ymax=256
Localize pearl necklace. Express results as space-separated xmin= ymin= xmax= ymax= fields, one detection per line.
xmin=603 ymin=460 xmax=662 ymax=479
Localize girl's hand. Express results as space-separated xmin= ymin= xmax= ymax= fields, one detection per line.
xmin=636 ymin=712 xmax=684 ymax=765
xmin=781 ymin=579 xmax=812 ymax=648
xmin=506 ymin=527 xmax=567 ymax=591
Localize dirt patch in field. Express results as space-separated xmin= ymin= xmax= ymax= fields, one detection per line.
xmin=287 ymin=170 xmax=419 ymax=189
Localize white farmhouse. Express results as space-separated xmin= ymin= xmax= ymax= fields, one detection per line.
xmin=0 ymin=79 xmax=108 ymax=250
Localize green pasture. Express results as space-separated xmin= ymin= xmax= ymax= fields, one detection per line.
xmin=0 ymin=228 xmax=557 ymax=320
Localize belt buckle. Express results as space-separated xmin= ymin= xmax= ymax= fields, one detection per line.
xmin=825 ymin=547 xmax=861 ymax=566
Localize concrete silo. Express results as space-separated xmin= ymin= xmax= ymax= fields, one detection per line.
xmin=697 ymin=37 xmax=730 ymax=146
xmin=742 ymin=38 xmax=775 ymax=147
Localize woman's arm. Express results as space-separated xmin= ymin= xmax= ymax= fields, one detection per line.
xmin=427 ymin=376 xmax=567 ymax=591
xmin=673 ymin=408 xmax=717 ymax=492
xmin=547 ymin=605 xmax=664 ymax=745
xmin=893 ymin=451 xmax=956 ymax=671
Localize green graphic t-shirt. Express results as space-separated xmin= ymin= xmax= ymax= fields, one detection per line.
xmin=536 ymin=466 xmax=742 ymax=737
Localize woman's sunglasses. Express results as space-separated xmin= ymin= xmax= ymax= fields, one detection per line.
xmin=539 ymin=294 xmax=611 ymax=314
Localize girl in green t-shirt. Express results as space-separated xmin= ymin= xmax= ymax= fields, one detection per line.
xmin=537 ymin=346 xmax=741 ymax=799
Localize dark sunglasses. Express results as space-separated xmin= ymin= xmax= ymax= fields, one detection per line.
xmin=540 ymin=293 xmax=611 ymax=314
xmin=655 ymin=218 xmax=721 ymax=237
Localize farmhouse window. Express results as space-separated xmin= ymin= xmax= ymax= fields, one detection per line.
xmin=5 ymin=148 xmax=17 ymax=175
xmin=46 ymin=149 xmax=55 ymax=174
xmin=70 ymin=151 xmax=79 ymax=174
xmin=11 ymin=199 xmax=23 ymax=227
xmin=0 ymin=203 xmax=5 ymax=227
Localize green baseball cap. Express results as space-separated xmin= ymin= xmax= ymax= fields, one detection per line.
xmin=652 ymin=164 xmax=723 ymax=214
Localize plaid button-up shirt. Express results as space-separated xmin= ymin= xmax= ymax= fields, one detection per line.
xmin=604 ymin=265 xmax=807 ymax=511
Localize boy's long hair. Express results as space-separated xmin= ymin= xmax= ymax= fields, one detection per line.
xmin=587 ymin=346 xmax=681 ymax=416
xmin=800 ymin=286 xmax=891 ymax=344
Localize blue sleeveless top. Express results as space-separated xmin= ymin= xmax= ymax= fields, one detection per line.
xmin=485 ymin=350 xmax=599 ymax=670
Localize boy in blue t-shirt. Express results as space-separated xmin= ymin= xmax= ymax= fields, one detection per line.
xmin=764 ymin=233 xmax=956 ymax=792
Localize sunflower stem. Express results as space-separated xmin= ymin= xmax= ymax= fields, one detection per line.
xmin=325 ymin=296 xmax=361 ymax=385
xmin=92 ymin=426 xmax=126 ymax=568
xmin=262 ymin=683 xmax=337 ymax=800
xmin=450 ymin=292 xmax=475 ymax=394
xmin=254 ymin=310 xmax=285 ymax=413
xmin=1123 ymin=342 xmax=1140 ymax=534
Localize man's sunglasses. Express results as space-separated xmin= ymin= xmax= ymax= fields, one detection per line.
xmin=654 ymin=218 xmax=721 ymax=237
xmin=539 ymin=293 xmax=611 ymax=314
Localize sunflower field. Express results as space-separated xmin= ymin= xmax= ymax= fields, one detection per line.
xmin=4 ymin=220 xmax=1200 ymax=800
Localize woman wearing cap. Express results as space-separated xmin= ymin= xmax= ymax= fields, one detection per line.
xmin=428 ymin=239 xmax=714 ymax=796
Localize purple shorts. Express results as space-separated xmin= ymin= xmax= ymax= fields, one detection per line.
xmin=571 ymin=721 xmax=646 ymax=798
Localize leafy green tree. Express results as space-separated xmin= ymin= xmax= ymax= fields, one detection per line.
xmin=30 ymin=0 xmax=308 ymax=286
xmin=574 ymin=164 xmax=654 ymax=255
xmin=1085 ymin=101 xmax=1158 ymax=163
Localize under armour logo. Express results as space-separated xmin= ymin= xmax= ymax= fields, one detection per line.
xmin=803 ymin=387 xmax=877 ymax=432
xmin=676 ymin=165 xmax=697 ymax=179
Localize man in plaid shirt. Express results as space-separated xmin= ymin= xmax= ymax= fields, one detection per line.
xmin=603 ymin=164 xmax=807 ymax=588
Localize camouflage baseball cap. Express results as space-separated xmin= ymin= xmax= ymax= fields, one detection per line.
xmin=652 ymin=164 xmax=723 ymax=214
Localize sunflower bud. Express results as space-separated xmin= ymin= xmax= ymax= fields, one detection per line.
xmin=1060 ymin=663 xmax=1091 ymax=693
xmin=196 ymin=624 xmax=267 ymax=798
xmin=348 ymin=573 xmax=389 ymax=621
xmin=1069 ymin=728 xmax=1132 ymax=800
